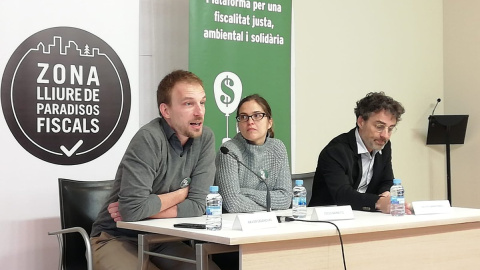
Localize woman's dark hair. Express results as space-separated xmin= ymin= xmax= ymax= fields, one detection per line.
xmin=236 ymin=94 xmax=274 ymax=137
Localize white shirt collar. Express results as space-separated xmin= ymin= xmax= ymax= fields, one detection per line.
xmin=355 ymin=128 xmax=382 ymax=156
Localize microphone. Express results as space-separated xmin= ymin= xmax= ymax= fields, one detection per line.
xmin=220 ymin=146 xmax=271 ymax=212
xmin=429 ymin=98 xmax=441 ymax=119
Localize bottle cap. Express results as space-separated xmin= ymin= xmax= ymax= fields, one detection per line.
xmin=295 ymin=180 xmax=303 ymax=186
xmin=210 ymin=186 xmax=219 ymax=192
xmin=393 ymin=179 xmax=401 ymax=185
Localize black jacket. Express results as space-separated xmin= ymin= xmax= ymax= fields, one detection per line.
xmin=309 ymin=128 xmax=394 ymax=211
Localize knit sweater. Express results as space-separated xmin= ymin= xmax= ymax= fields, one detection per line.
xmin=91 ymin=118 xmax=216 ymax=237
xmin=215 ymin=133 xmax=292 ymax=213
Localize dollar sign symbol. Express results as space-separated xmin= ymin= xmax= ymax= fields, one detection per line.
xmin=221 ymin=76 xmax=235 ymax=107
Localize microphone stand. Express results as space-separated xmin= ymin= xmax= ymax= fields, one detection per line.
xmin=429 ymin=98 xmax=441 ymax=120
xmin=220 ymin=147 xmax=271 ymax=212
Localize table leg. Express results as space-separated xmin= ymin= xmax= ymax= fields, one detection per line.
xmin=195 ymin=243 xmax=209 ymax=270
xmin=137 ymin=234 xmax=148 ymax=270
xmin=195 ymin=242 xmax=240 ymax=270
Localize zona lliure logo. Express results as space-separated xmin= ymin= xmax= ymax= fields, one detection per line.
xmin=1 ymin=27 xmax=131 ymax=165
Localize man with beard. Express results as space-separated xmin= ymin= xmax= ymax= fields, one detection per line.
xmin=90 ymin=70 xmax=219 ymax=270
xmin=309 ymin=92 xmax=410 ymax=214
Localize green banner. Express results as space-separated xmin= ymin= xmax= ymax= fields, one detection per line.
xmin=189 ymin=0 xmax=292 ymax=158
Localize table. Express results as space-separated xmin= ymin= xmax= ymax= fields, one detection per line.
xmin=117 ymin=207 xmax=480 ymax=270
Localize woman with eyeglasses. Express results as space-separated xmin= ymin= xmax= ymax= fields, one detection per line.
xmin=214 ymin=94 xmax=293 ymax=213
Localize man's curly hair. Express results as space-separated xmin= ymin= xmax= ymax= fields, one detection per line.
xmin=354 ymin=92 xmax=405 ymax=122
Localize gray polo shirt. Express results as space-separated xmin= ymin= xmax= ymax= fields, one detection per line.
xmin=91 ymin=117 xmax=216 ymax=237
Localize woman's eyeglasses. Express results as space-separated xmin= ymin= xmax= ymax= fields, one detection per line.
xmin=236 ymin=113 xmax=267 ymax=122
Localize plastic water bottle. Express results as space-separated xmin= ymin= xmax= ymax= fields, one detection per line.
xmin=292 ymin=180 xmax=307 ymax=218
xmin=390 ymin=179 xmax=405 ymax=216
xmin=206 ymin=186 xmax=222 ymax=230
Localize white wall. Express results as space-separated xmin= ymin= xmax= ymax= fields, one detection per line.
xmin=139 ymin=0 xmax=189 ymax=127
xmin=292 ymin=0 xmax=446 ymax=204
xmin=444 ymin=0 xmax=480 ymax=208
xmin=1 ymin=0 xmax=479 ymax=269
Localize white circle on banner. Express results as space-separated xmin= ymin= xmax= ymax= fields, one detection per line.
xmin=213 ymin=71 xmax=242 ymax=116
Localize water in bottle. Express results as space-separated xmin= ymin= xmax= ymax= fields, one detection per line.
xmin=206 ymin=186 xmax=222 ymax=230
xmin=292 ymin=180 xmax=307 ymax=218
xmin=390 ymin=178 xmax=405 ymax=216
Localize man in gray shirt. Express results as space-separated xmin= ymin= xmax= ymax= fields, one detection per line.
xmin=90 ymin=70 xmax=218 ymax=270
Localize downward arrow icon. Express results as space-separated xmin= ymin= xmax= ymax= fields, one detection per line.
xmin=60 ymin=140 xmax=84 ymax=157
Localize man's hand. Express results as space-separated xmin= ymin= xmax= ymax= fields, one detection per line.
xmin=150 ymin=186 xmax=190 ymax=219
xmin=108 ymin=186 xmax=191 ymax=222
xmin=405 ymin=201 xmax=413 ymax=215
xmin=177 ymin=185 xmax=189 ymax=201
xmin=158 ymin=186 xmax=190 ymax=211
xmin=379 ymin=191 xmax=390 ymax=197
xmin=375 ymin=195 xmax=391 ymax=214
xmin=376 ymin=191 xmax=413 ymax=215
xmin=108 ymin=201 xmax=122 ymax=222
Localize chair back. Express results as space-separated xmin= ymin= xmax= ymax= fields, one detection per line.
xmin=58 ymin=178 xmax=114 ymax=270
xmin=292 ymin=172 xmax=315 ymax=205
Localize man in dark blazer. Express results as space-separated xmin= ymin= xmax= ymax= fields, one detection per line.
xmin=309 ymin=92 xmax=408 ymax=214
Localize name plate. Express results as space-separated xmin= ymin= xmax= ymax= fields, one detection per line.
xmin=311 ymin=205 xmax=354 ymax=221
xmin=412 ymin=200 xmax=451 ymax=215
xmin=232 ymin=212 xmax=278 ymax=231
